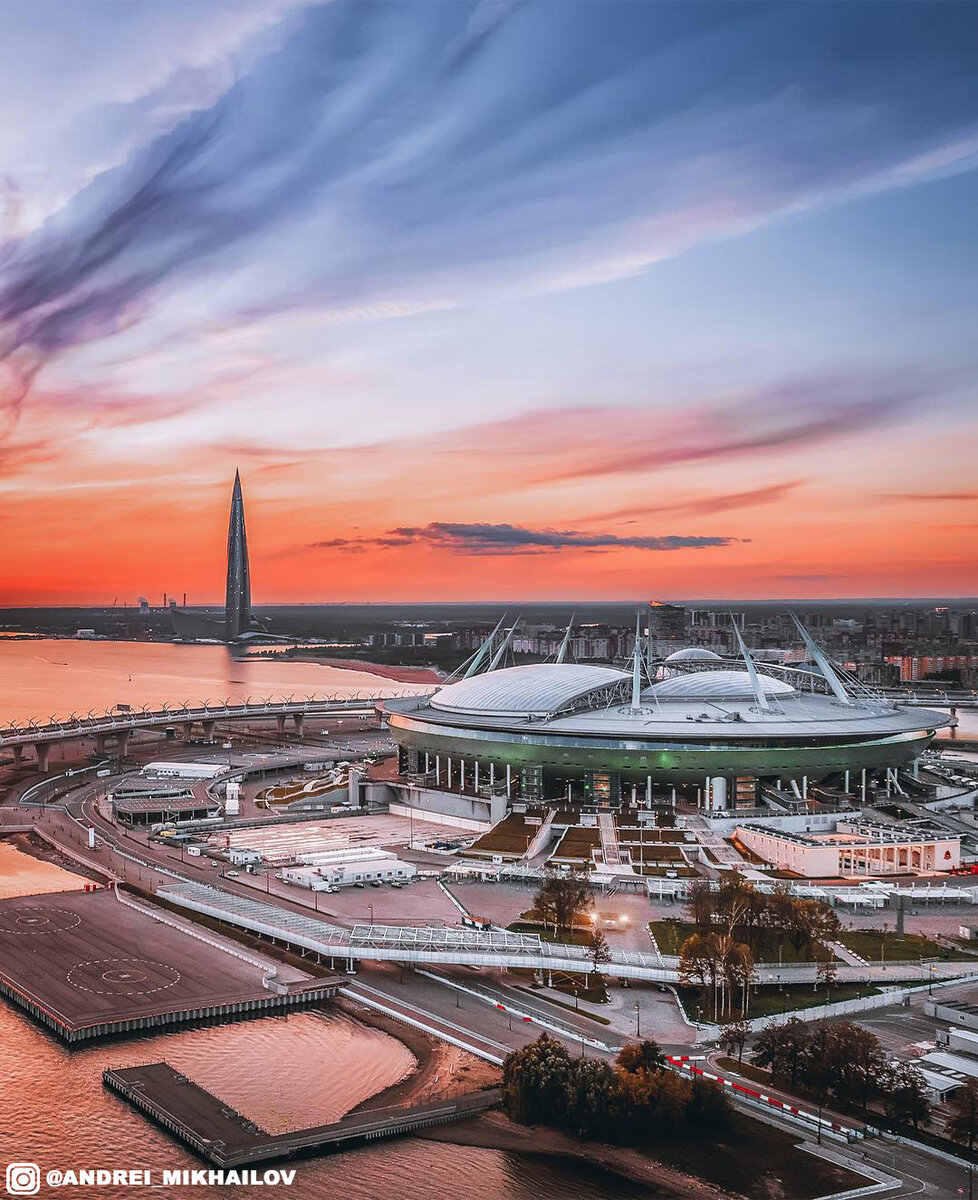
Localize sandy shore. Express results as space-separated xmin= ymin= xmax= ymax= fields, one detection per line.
xmin=337 ymin=996 xmax=500 ymax=1113
xmin=262 ymin=654 xmax=444 ymax=685
xmin=420 ymin=1110 xmax=739 ymax=1198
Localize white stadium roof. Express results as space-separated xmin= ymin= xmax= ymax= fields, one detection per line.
xmin=647 ymin=669 xmax=796 ymax=701
xmin=663 ymin=647 xmax=722 ymax=662
xmin=431 ymin=663 xmax=629 ymax=717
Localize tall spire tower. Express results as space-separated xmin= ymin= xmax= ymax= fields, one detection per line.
xmin=224 ymin=470 xmax=252 ymax=640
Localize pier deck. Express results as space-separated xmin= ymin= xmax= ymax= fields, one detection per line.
xmin=104 ymin=1063 xmax=501 ymax=1167
xmin=0 ymin=889 xmax=343 ymax=1042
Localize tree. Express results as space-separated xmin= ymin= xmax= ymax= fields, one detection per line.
xmin=885 ymin=1063 xmax=931 ymax=1130
xmin=616 ymin=1039 xmax=666 ymax=1074
xmin=753 ymin=1018 xmax=811 ymax=1088
xmin=678 ymin=931 xmax=724 ymax=1020
xmin=686 ymin=879 xmax=715 ymax=929
xmin=826 ymin=1022 xmax=889 ymax=1111
xmin=948 ymin=1078 xmax=978 ymax=1156
xmin=718 ymin=1021 xmax=750 ymax=1064
xmin=562 ymin=1058 xmax=617 ymax=1140
xmin=723 ymin=941 xmax=755 ymax=1018
xmin=587 ymin=928 xmax=612 ymax=979
xmin=502 ymin=1033 xmax=574 ymax=1125
xmin=815 ymin=955 xmax=838 ymax=994
xmin=534 ymin=869 xmax=594 ymax=937
xmin=787 ymin=897 xmax=840 ymax=956
xmin=688 ymin=1075 xmax=733 ymax=1133
xmin=714 ymin=876 xmax=755 ymax=941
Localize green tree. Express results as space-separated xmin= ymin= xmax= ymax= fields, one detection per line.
xmin=534 ymin=869 xmax=594 ymax=937
xmin=587 ymin=928 xmax=612 ymax=979
xmin=688 ymin=1075 xmax=733 ymax=1133
xmin=753 ymin=1018 xmax=811 ymax=1088
xmin=502 ymin=1033 xmax=574 ymax=1125
xmin=562 ymin=1058 xmax=617 ymax=1140
xmin=718 ymin=1021 xmax=750 ymax=1064
xmin=948 ymin=1078 xmax=978 ymax=1156
xmin=884 ymin=1063 xmax=931 ymax=1130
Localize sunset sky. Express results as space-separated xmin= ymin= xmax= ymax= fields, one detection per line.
xmin=1 ymin=0 xmax=976 ymax=605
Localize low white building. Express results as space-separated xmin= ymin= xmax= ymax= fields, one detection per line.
xmin=144 ymin=761 xmax=225 ymax=780
xmin=227 ymin=847 xmax=262 ymax=866
xmin=285 ymin=847 xmax=416 ymax=889
xmin=735 ymin=820 xmax=961 ymax=879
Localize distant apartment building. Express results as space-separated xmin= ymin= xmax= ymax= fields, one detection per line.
xmin=886 ymin=655 xmax=978 ymax=684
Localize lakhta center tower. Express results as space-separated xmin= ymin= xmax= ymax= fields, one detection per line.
xmin=224 ymin=470 xmax=252 ymax=640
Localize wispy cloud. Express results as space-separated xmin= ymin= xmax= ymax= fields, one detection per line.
xmin=879 ymin=491 xmax=978 ymax=502
xmin=585 ymin=479 xmax=805 ymax=524
xmin=3 ymin=1 xmax=977 ymax=414
xmin=311 ymin=521 xmax=739 ymax=557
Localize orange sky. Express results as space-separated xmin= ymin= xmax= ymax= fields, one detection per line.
xmin=2 ymin=385 xmax=976 ymax=604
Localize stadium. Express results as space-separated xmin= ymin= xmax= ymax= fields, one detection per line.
xmin=384 ymin=620 xmax=951 ymax=813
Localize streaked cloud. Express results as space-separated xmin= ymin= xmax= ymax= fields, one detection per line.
xmin=312 ymin=522 xmax=739 ymax=556
xmin=3 ymin=1 xmax=978 ymax=414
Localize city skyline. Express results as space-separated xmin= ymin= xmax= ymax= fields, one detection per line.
xmin=1 ymin=1 xmax=977 ymax=604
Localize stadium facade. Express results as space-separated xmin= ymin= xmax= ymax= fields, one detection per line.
xmin=385 ymin=623 xmax=950 ymax=812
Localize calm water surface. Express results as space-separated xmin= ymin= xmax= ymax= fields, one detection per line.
xmin=0 ymin=638 xmax=427 ymax=725
xmin=0 ymin=817 xmax=649 ymax=1199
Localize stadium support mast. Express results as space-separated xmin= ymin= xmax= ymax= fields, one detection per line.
xmin=488 ymin=618 xmax=519 ymax=671
xmin=555 ymin=614 xmax=575 ymax=664
xmin=462 ymin=613 xmax=507 ymax=678
xmin=732 ymin=619 xmax=771 ymax=712
xmin=790 ymin=613 xmax=853 ymax=706
xmin=631 ymin=611 xmax=643 ymax=710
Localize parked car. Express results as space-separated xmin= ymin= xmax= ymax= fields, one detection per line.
xmin=226 ymin=870 xmax=240 ymax=878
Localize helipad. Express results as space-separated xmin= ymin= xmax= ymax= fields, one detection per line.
xmin=0 ymin=888 xmax=343 ymax=1042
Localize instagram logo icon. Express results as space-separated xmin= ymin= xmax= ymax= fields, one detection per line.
xmin=5 ymin=1165 xmax=40 ymax=1195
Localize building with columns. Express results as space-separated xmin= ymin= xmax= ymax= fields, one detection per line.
xmin=735 ymin=820 xmax=961 ymax=877
xmin=384 ymin=646 xmax=950 ymax=818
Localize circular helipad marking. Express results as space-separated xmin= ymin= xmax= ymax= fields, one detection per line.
xmin=66 ymin=958 xmax=182 ymax=996
xmin=0 ymin=907 xmax=82 ymax=936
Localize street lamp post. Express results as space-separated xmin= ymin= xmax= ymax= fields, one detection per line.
xmin=635 ymin=1001 xmax=641 ymax=1038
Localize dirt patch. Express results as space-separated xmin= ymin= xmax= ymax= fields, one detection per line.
xmin=336 ymin=995 xmax=500 ymax=1112
xmin=263 ymin=655 xmax=444 ymax=684
xmin=4 ymin=830 xmax=106 ymax=885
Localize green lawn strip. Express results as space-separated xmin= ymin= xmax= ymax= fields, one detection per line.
xmin=675 ymin=982 xmax=880 ymax=1022
xmin=838 ymin=928 xmax=978 ymax=962
xmin=508 ymin=982 xmax=612 ymax=1025
xmin=648 ymin=919 xmax=825 ymax=963
xmin=510 ymin=917 xmax=594 ymax=945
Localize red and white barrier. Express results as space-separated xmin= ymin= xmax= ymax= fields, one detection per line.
xmin=665 ymin=1056 xmax=862 ymax=1139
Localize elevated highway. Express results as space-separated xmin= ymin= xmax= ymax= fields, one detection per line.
xmin=0 ymin=695 xmax=414 ymax=770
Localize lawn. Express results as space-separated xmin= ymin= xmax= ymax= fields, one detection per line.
xmin=648 ymin=919 xmax=826 ymax=962
xmin=510 ymin=916 xmax=594 ymax=945
xmin=676 ymin=982 xmax=881 ymax=1022
xmin=838 ymin=928 xmax=978 ymax=962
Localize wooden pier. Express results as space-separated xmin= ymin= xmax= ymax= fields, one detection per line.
xmin=104 ymin=1063 xmax=501 ymax=1167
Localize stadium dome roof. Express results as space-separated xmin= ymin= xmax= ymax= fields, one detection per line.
xmin=431 ymin=663 xmax=629 ymax=718
xmin=647 ymin=669 xmax=796 ymax=701
xmin=664 ymin=648 xmax=723 ymax=662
